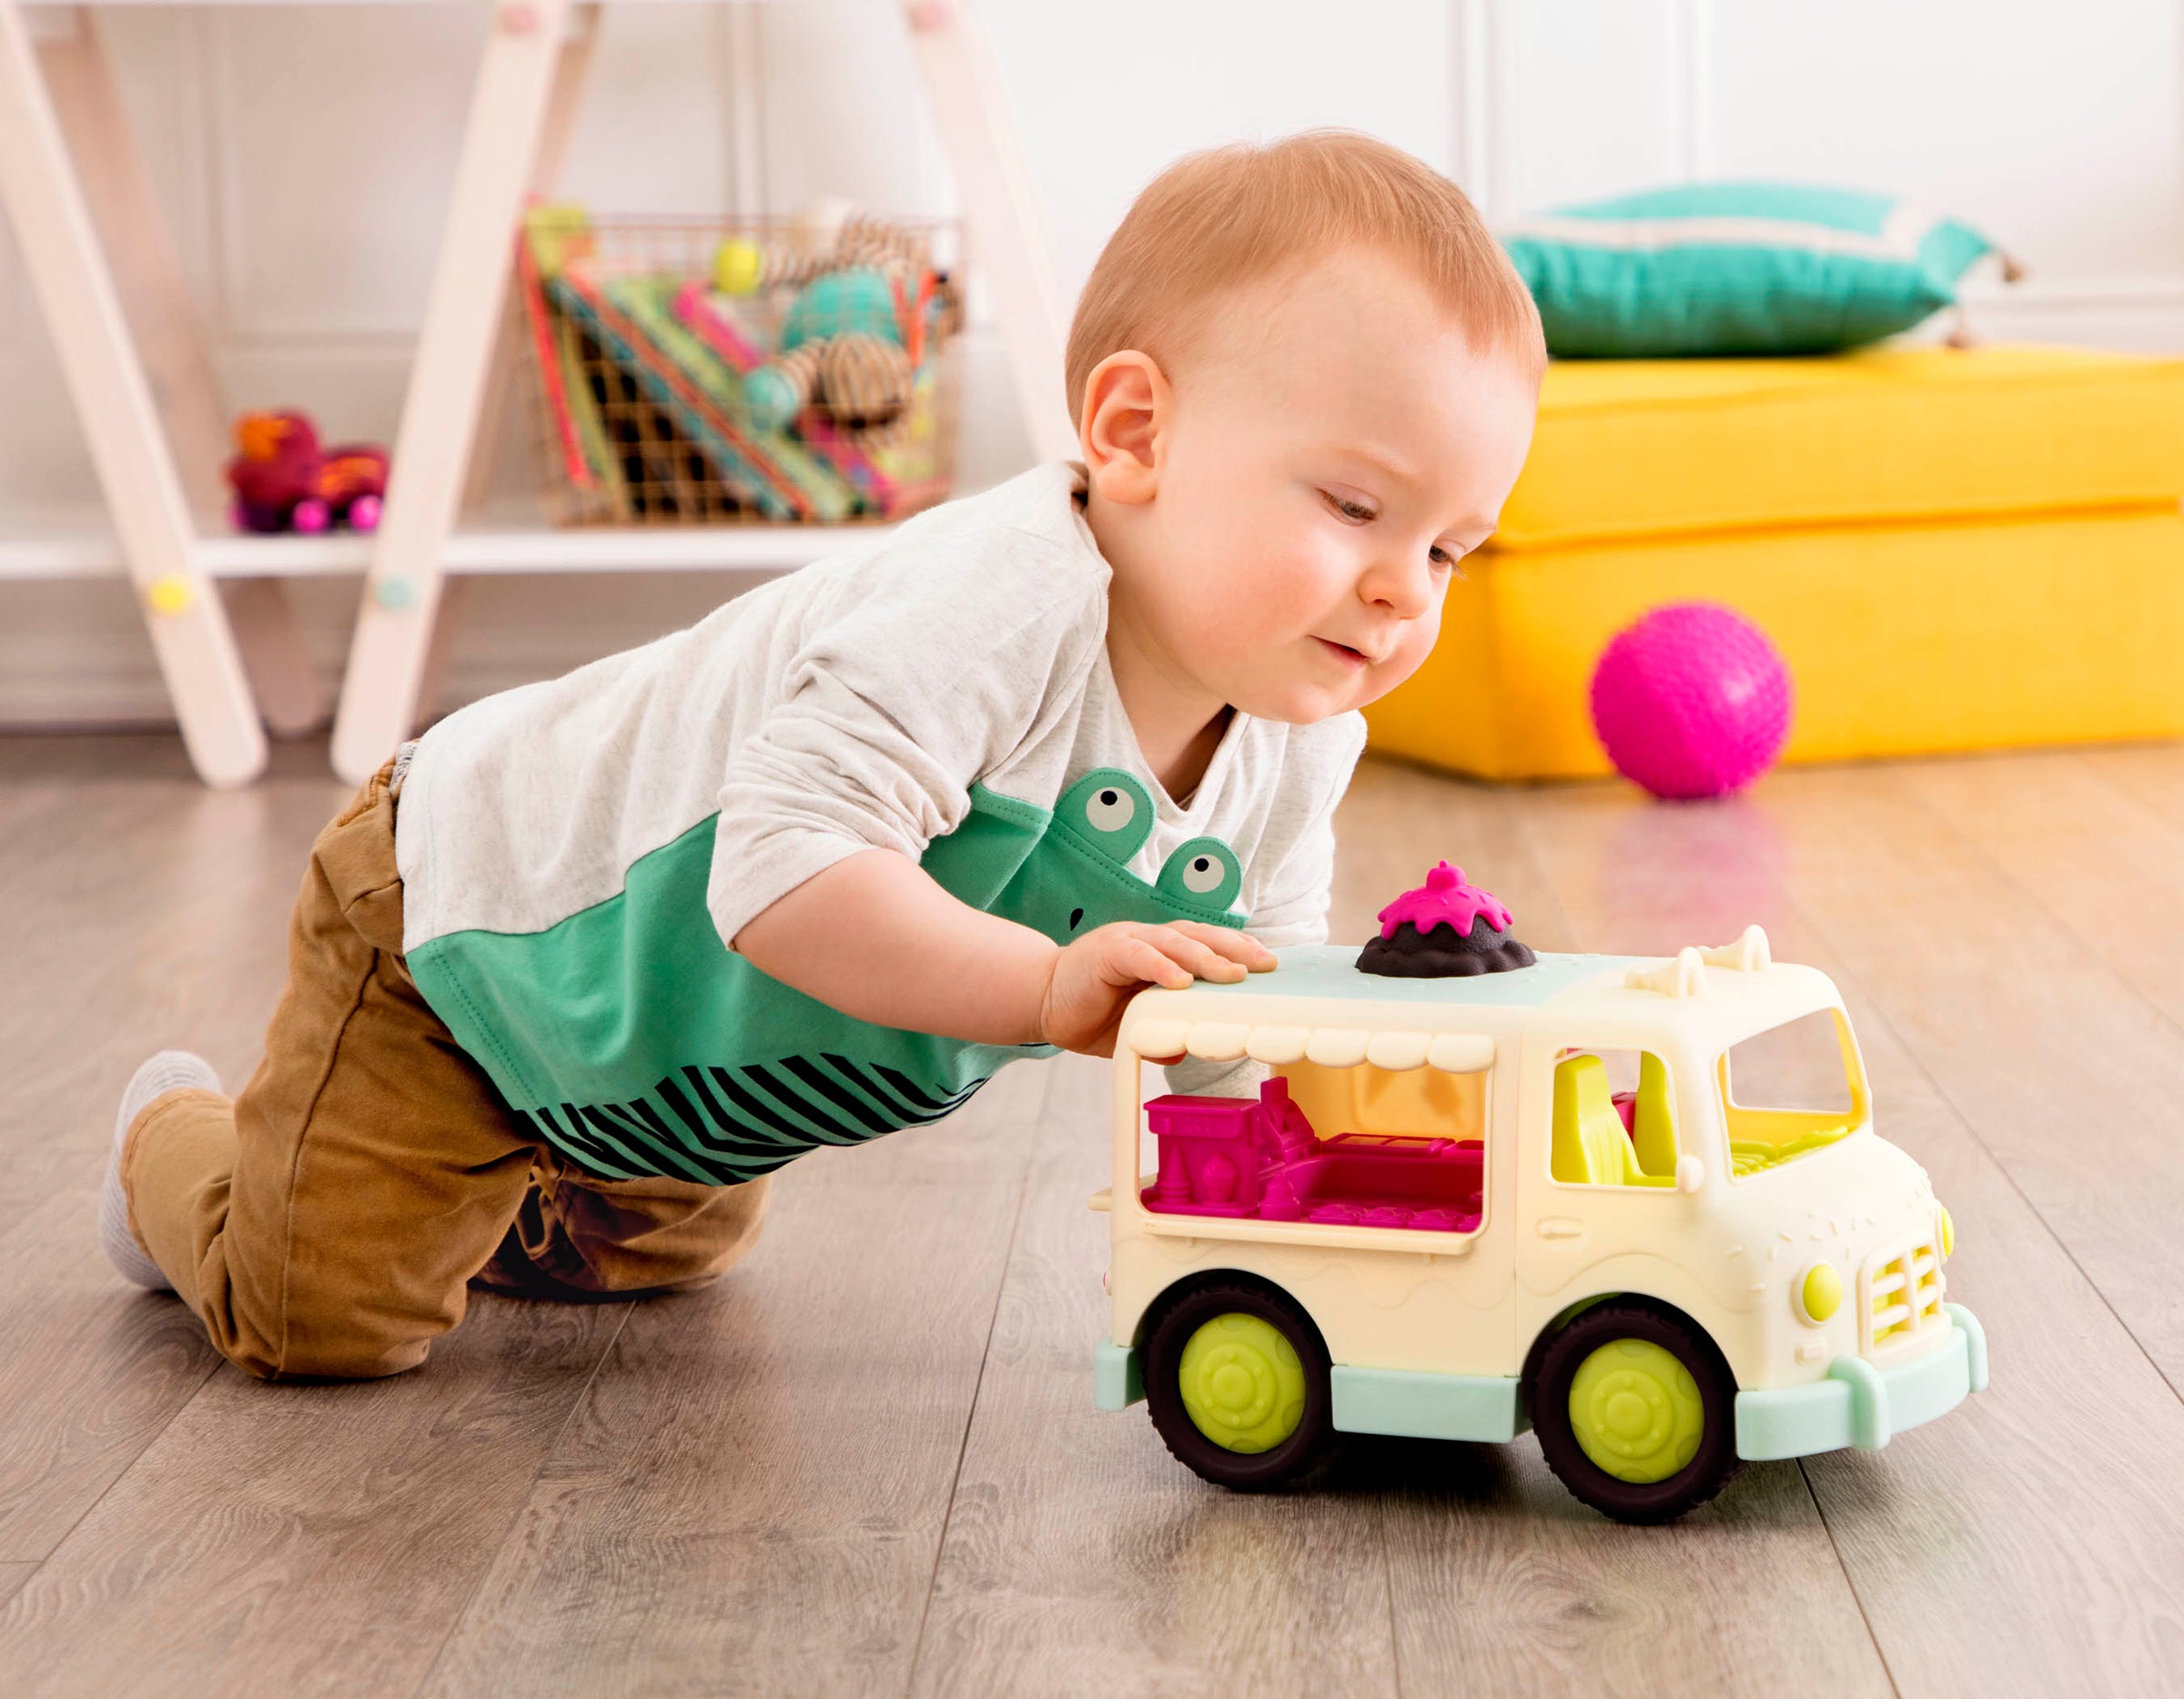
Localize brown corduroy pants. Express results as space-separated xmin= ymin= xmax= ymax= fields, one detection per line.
xmin=121 ymin=757 xmax=771 ymax=1380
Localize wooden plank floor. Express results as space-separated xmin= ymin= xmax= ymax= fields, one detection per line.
xmin=3 ymin=732 xmax=2182 ymax=1696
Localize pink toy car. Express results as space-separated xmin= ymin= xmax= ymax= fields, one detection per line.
xmin=226 ymin=410 xmax=389 ymax=535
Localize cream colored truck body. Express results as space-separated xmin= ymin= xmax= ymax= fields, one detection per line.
xmin=1091 ymin=935 xmax=1987 ymax=1460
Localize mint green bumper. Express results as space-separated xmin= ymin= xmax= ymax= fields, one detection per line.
xmin=1095 ymin=1340 xmax=1144 ymax=1411
xmin=1735 ymin=1302 xmax=1988 ymax=1462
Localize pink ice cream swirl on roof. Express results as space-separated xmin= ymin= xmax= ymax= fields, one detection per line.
xmin=1376 ymin=861 xmax=1512 ymax=942
xmin=1357 ymin=861 xmax=1533 ymax=978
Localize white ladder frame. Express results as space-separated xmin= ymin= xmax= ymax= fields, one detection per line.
xmin=0 ymin=2 xmax=332 ymax=786
xmin=327 ymin=0 xmax=1075 ymax=783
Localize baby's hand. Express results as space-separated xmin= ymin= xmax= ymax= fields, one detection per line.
xmin=1036 ymin=921 xmax=1275 ymax=1058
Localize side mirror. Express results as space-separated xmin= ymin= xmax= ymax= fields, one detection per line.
xmin=1675 ymin=1155 xmax=1705 ymax=1195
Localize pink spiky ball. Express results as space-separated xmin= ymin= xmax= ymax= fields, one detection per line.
xmin=1588 ymin=602 xmax=1793 ymax=800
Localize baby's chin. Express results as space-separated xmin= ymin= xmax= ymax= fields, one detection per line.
xmin=1218 ymin=659 xmax=1376 ymax=724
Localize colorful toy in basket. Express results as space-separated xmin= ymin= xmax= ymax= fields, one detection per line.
xmin=743 ymin=329 xmax=915 ymax=438
xmin=225 ymin=410 xmax=389 ymax=535
xmin=1093 ymin=863 xmax=1986 ymax=1523
xmin=1590 ymin=602 xmax=1795 ymax=800
xmin=712 ymin=208 xmax=935 ymax=299
xmin=520 ymin=201 xmax=957 ymax=523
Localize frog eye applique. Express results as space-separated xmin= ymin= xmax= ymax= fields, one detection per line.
xmin=1157 ymin=836 xmax=1243 ymax=912
xmin=1086 ymin=785 xmax=1136 ymax=834
xmin=1057 ymin=767 xmax=1155 ymax=863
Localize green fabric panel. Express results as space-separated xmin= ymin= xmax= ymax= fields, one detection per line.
xmin=407 ymin=770 xmax=1246 ymax=1186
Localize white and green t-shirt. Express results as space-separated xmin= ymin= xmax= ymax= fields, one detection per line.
xmin=394 ymin=461 xmax=1366 ymax=1186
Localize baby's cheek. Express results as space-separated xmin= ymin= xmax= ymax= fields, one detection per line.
xmin=1194 ymin=577 xmax=1283 ymax=650
xmin=1251 ymin=557 xmax=1339 ymax=633
xmin=1383 ymin=619 xmax=1443 ymax=683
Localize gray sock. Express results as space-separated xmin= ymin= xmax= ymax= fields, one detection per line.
xmin=100 ymin=1051 xmax=221 ymax=1291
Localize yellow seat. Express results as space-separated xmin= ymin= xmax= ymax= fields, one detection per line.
xmin=1630 ymin=1051 xmax=1678 ymax=1180
xmin=1552 ymin=1055 xmax=1671 ymax=1188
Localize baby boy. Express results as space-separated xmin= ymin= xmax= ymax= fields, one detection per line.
xmin=99 ymin=130 xmax=1544 ymax=1380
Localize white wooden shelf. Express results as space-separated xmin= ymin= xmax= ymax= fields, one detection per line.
xmin=0 ymin=511 xmax=895 ymax=581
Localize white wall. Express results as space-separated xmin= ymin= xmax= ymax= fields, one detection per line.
xmin=3 ymin=0 xmax=2179 ymax=730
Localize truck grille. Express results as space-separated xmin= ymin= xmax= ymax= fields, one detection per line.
xmin=1864 ymin=1238 xmax=1946 ymax=1355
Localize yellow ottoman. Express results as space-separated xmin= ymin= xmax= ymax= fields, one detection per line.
xmin=1366 ymin=345 xmax=2184 ymax=781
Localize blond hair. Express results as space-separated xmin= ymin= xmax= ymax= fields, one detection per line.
xmin=1065 ymin=130 xmax=1543 ymax=424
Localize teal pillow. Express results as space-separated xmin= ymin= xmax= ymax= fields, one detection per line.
xmin=1500 ymin=183 xmax=2000 ymax=358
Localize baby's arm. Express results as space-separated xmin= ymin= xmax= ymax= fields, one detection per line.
xmin=733 ymin=846 xmax=1273 ymax=1056
xmin=716 ymin=523 xmax=1274 ymax=1051
xmin=733 ymin=848 xmax=1052 ymax=1043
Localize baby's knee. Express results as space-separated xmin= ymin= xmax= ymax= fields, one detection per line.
xmin=274 ymin=1337 xmax=436 ymax=1382
xmin=195 ymin=1322 xmax=430 ymax=1382
xmin=208 ymin=1314 xmax=439 ymax=1382
xmin=197 ymin=1275 xmax=458 ymax=1381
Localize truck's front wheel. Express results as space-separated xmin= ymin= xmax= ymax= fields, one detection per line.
xmin=1144 ymin=1281 xmax=1334 ymax=1490
xmin=1530 ymin=1300 xmax=1743 ymax=1523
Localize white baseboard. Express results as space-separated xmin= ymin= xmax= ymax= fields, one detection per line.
xmin=1957 ymin=277 xmax=2184 ymax=350
xmin=0 ymin=571 xmax=773 ymax=731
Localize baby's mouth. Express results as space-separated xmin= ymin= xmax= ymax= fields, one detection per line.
xmin=1315 ymin=636 xmax=1369 ymax=668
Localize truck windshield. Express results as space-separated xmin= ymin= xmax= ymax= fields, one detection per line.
xmin=1716 ymin=1007 xmax=1868 ymax=1178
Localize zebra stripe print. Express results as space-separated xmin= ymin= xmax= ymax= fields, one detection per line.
xmin=518 ymin=1052 xmax=989 ymax=1184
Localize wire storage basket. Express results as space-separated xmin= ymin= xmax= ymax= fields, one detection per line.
xmin=514 ymin=207 xmax=964 ymax=527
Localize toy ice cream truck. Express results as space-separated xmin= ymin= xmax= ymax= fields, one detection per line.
xmin=1091 ymin=863 xmax=1987 ymax=1523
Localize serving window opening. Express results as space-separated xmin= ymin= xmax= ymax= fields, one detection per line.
xmin=1138 ymin=1055 xmax=1488 ymax=1236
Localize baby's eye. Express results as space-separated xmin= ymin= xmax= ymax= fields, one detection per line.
xmin=1430 ymin=545 xmax=1467 ymax=579
xmin=1322 ymin=490 xmax=1374 ymax=524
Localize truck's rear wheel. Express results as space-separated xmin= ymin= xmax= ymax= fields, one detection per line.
xmin=1530 ymin=1300 xmax=1743 ymax=1523
xmin=1144 ymin=1281 xmax=1334 ymax=1490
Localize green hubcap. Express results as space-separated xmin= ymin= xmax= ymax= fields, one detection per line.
xmin=1177 ymin=1312 xmax=1307 ymax=1453
xmin=1567 ymin=1339 xmax=1704 ymax=1483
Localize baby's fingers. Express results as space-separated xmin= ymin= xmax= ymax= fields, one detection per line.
xmin=1115 ymin=934 xmax=1195 ymax=990
xmin=1168 ymin=920 xmax=1276 ymax=971
xmin=1133 ymin=923 xmax=1249 ymax=984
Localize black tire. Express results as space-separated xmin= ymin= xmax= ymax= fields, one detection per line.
xmin=1529 ymin=1300 xmax=1744 ymax=1524
xmin=1143 ymin=1280 xmax=1336 ymax=1491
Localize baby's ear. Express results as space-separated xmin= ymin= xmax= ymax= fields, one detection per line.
xmin=1079 ymin=350 xmax=1168 ymax=501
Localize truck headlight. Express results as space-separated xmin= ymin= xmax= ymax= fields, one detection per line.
xmin=1796 ymin=1262 xmax=1843 ymax=1326
xmin=1937 ymin=1204 xmax=1956 ymax=1260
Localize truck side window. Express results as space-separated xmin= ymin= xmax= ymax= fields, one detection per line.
xmin=1551 ymin=1049 xmax=1677 ymax=1188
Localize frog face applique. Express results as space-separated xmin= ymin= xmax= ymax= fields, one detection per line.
xmin=1036 ymin=768 xmax=1248 ymax=938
